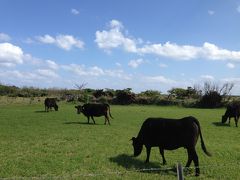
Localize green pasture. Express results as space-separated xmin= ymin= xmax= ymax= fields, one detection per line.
xmin=0 ymin=102 xmax=239 ymax=179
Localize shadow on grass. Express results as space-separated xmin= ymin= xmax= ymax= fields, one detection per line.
xmin=34 ymin=110 xmax=47 ymax=113
xmin=212 ymin=122 xmax=230 ymax=127
xmin=63 ymin=121 xmax=104 ymax=125
xmin=109 ymin=154 xmax=176 ymax=175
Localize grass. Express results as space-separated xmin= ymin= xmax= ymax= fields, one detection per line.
xmin=0 ymin=102 xmax=240 ymax=179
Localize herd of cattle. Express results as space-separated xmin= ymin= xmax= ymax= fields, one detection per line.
xmin=44 ymin=97 xmax=239 ymax=176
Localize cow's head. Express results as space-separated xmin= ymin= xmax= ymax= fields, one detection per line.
xmin=131 ymin=137 xmax=143 ymax=157
xmin=222 ymin=115 xmax=228 ymax=123
xmin=54 ymin=104 xmax=58 ymax=111
xmin=75 ymin=105 xmax=83 ymax=114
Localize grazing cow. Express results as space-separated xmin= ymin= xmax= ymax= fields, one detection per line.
xmin=44 ymin=98 xmax=58 ymax=112
xmin=222 ymin=104 xmax=240 ymax=127
xmin=75 ymin=103 xmax=113 ymax=125
xmin=131 ymin=116 xmax=211 ymax=176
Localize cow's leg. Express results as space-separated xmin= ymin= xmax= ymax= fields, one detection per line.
xmin=237 ymin=116 xmax=239 ymax=127
xmin=91 ymin=116 xmax=96 ymax=124
xmin=87 ymin=116 xmax=90 ymax=124
xmin=185 ymin=148 xmax=193 ymax=174
xmin=159 ymin=147 xmax=167 ymax=165
xmin=234 ymin=116 xmax=238 ymax=127
xmin=104 ymin=115 xmax=110 ymax=125
xmin=145 ymin=146 xmax=151 ymax=163
xmin=228 ymin=117 xmax=231 ymax=125
xmin=191 ymin=148 xmax=200 ymax=176
xmin=104 ymin=115 xmax=107 ymax=125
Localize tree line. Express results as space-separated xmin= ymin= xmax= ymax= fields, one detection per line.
xmin=0 ymin=82 xmax=239 ymax=108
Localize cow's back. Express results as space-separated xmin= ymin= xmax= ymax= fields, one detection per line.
xmin=138 ymin=117 xmax=199 ymax=149
xmin=83 ymin=103 xmax=108 ymax=116
xmin=225 ymin=104 xmax=240 ymax=117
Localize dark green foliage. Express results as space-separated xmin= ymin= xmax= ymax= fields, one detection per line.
xmin=139 ymin=90 xmax=161 ymax=97
xmin=199 ymin=91 xmax=222 ymax=108
xmin=168 ymin=87 xmax=200 ymax=99
xmin=0 ymin=83 xmax=237 ymax=108
xmin=113 ymin=88 xmax=136 ymax=105
xmin=93 ymin=89 xmax=106 ymax=98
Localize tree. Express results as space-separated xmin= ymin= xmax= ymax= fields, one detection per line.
xmin=198 ymin=81 xmax=234 ymax=108
xmin=93 ymin=89 xmax=106 ymax=98
xmin=139 ymin=90 xmax=161 ymax=97
xmin=114 ymin=88 xmax=135 ymax=105
xmin=168 ymin=88 xmax=188 ymax=99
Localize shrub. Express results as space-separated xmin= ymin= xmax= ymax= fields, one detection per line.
xmin=199 ymin=91 xmax=222 ymax=108
xmin=113 ymin=89 xmax=135 ymax=105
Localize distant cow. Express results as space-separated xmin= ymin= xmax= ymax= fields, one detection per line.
xmin=131 ymin=116 xmax=211 ymax=176
xmin=222 ymin=104 xmax=240 ymax=127
xmin=44 ymin=98 xmax=58 ymax=112
xmin=75 ymin=103 xmax=113 ymax=125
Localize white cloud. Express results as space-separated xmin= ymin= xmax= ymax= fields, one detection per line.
xmin=139 ymin=42 xmax=201 ymax=60
xmin=139 ymin=42 xmax=240 ymax=61
xmin=0 ymin=70 xmax=41 ymax=82
xmin=46 ymin=60 xmax=59 ymax=70
xmin=202 ymin=42 xmax=240 ymax=60
xmin=226 ymin=63 xmax=235 ymax=69
xmin=144 ymin=75 xmax=176 ymax=84
xmin=62 ymin=64 xmax=87 ymax=76
xmin=89 ymin=66 xmax=105 ymax=76
xmin=128 ymin=59 xmax=144 ymax=68
xmin=62 ymin=63 xmax=132 ymax=80
xmin=37 ymin=34 xmax=84 ymax=50
xmin=105 ymin=69 xmax=132 ymax=80
xmin=95 ymin=19 xmax=137 ymax=53
xmin=71 ymin=8 xmax=79 ymax=15
xmin=201 ymin=75 xmax=215 ymax=81
xmin=36 ymin=69 xmax=59 ymax=78
xmin=110 ymin=20 xmax=124 ymax=30
xmin=0 ymin=43 xmax=24 ymax=67
xmin=62 ymin=64 xmax=104 ymax=76
xmin=37 ymin=34 xmax=55 ymax=44
xmin=96 ymin=20 xmax=240 ymax=61
xmin=0 ymin=69 xmax=59 ymax=85
xmin=0 ymin=33 xmax=11 ymax=42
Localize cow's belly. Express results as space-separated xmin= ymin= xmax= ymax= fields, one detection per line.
xmin=144 ymin=137 xmax=189 ymax=150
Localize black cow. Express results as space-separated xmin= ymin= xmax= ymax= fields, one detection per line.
xmin=44 ymin=98 xmax=58 ymax=112
xmin=131 ymin=116 xmax=211 ymax=176
xmin=75 ymin=103 xmax=113 ymax=125
xmin=222 ymin=104 xmax=240 ymax=127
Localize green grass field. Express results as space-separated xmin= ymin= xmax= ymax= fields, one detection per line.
xmin=0 ymin=102 xmax=239 ymax=179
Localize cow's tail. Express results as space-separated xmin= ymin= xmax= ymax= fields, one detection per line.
xmin=193 ymin=117 xmax=212 ymax=157
xmin=107 ymin=104 xmax=114 ymax=119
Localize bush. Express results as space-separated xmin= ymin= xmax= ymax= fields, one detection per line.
xmin=199 ymin=91 xmax=222 ymax=108
xmin=96 ymin=96 xmax=109 ymax=104
xmin=113 ymin=89 xmax=135 ymax=105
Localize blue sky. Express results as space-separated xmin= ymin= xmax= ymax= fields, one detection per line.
xmin=1 ymin=0 xmax=240 ymax=94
